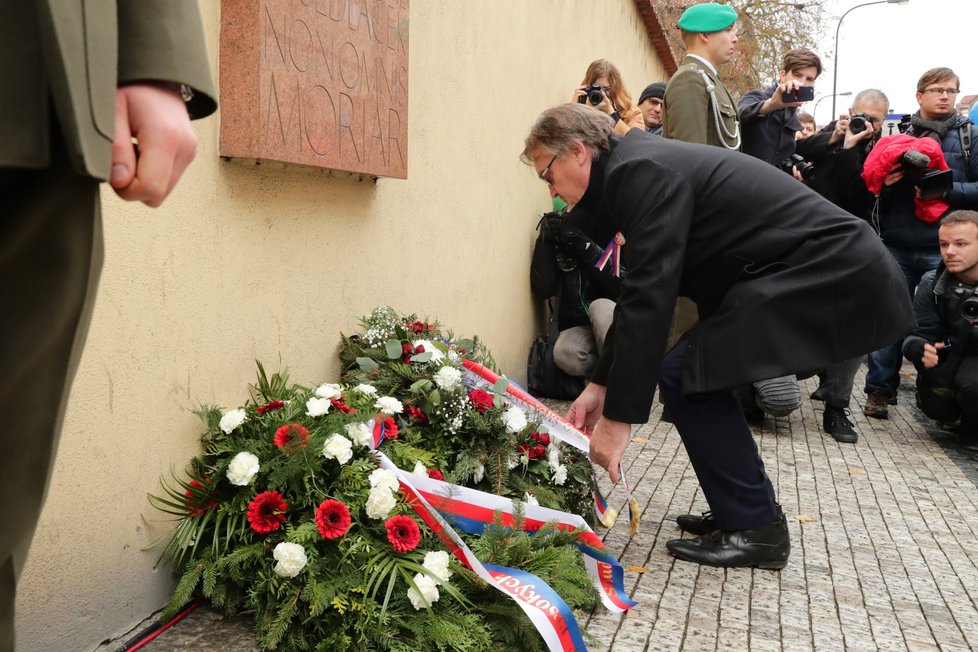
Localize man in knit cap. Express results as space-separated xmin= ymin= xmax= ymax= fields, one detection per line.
xmin=664 ymin=2 xmax=741 ymax=150
xmin=637 ymin=82 xmax=666 ymax=135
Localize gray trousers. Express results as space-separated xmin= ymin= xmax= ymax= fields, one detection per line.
xmin=553 ymin=298 xmax=615 ymax=377
xmin=0 ymin=150 xmax=102 ymax=650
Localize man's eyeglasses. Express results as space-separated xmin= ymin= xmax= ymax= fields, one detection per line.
xmin=921 ymin=87 xmax=960 ymax=96
xmin=538 ymin=154 xmax=558 ymax=186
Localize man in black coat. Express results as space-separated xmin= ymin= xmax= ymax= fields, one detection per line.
xmin=522 ymin=103 xmax=914 ymax=569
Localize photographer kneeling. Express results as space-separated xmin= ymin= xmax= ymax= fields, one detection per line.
xmin=530 ymin=208 xmax=622 ymax=380
xmin=903 ymin=210 xmax=978 ymax=450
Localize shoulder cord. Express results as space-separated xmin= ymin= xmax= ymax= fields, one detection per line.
xmin=695 ymin=69 xmax=741 ymax=151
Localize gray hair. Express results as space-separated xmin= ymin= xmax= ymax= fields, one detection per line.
xmin=852 ymin=88 xmax=889 ymax=110
xmin=521 ymin=103 xmax=613 ymax=165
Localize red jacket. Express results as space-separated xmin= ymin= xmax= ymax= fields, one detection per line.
xmin=861 ymin=134 xmax=950 ymax=223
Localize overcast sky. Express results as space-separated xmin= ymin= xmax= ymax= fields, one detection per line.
xmin=808 ymin=0 xmax=976 ymax=126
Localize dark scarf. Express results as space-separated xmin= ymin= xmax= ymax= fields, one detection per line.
xmin=910 ymin=110 xmax=958 ymax=142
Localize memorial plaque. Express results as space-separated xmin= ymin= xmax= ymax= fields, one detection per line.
xmin=220 ymin=0 xmax=409 ymax=178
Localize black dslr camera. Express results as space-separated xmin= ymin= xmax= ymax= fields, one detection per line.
xmin=578 ymin=84 xmax=605 ymax=106
xmin=849 ymin=113 xmax=872 ymax=134
xmin=779 ymin=154 xmax=816 ymax=180
xmin=899 ymin=149 xmax=952 ymax=199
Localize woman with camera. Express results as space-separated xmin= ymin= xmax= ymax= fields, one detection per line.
xmin=571 ymin=59 xmax=644 ymax=136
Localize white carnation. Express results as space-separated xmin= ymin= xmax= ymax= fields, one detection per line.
xmin=412 ymin=461 xmax=427 ymax=476
xmin=314 ymin=383 xmax=343 ymax=400
xmin=272 ymin=542 xmax=307 ymax=578
xmin=473 ymin=462 xmax=485 ymax=483
xmin=501 ymin=406 xmax=527 ymax=433
xmin=219 ymin=408 xmax=247 ymax=434
xmin=547 ymin=444 xmax=561 ymax=468
xmin=345 ymin=422 xmax=373 ymax=447
xmin=368 ymin=468 xmax=399 ymax=492
xmin=422 ymin=551 xmax=453 ymax=581
xmin=305 ymin=396 xmax=331 ymax=417
xmin=413 ymin=339 xmax=445 ymax=361
xmin=432 ymin=366 xmax=462 ymax=391
xmin=365 ymin=486 xmax=397 ymax=519
xmin=523 ymin=492 xmax=539 ymax=506
xmin=374 ymin=396 xmax=403 ymax=415
xmin=354 ymin=383 xmax=378 ymax=396
xmin=226 ymin=451 xmax=260 ymax=486
xmin=506 ymin=454 xmax=518 ymax=470
xmin=407 ymin=573 xmax=440 ymax=610
xmin=552 ymin=463 xmax=568 ymax=486
xmin=322 ymin=434 xmax=353 ymax=464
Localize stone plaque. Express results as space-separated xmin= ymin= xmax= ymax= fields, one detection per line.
xmin=220 ymin=0 xmax=409 ymax=178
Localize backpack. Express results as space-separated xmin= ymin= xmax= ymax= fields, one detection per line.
xmin=526 ymin=287 xmax=586 ymax=400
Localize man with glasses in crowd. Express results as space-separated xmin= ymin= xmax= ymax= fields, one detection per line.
xmin=524 ymin=103 xmax=913 ymax=569
xmin=862 ymin=68 xmax=978 ymax=420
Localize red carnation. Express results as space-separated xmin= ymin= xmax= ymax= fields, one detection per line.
xmin=274 ymin=424 xmax=310 ymax=453
xmin=405 ymin=404 xmax=429 ymax=425
xmin=468 ymin=389 xmax=494 ymax=414
xmin=427 ymin=468 xmax=444 ymax=481
xmin=374 ymin=416 xmax=398 ymax=441
xmin=256 ymin=400 xmax=286 ymax=415
xmin=314 ymin=499 xmax=352 ymax=540
xmin=409 ymin=320 xmax=426 ymax=334
xmin=385 ymin=514 xmax=421 ymax=552
xmin=331 ymin=397 xmax=357 ymax=414
xmin=531 ymin=445 xmax=546 ymax=460
xmin=184 ymin=478 xmax=218 ymax=517
xmin=247 ymin=490 xmax=288 ymax=534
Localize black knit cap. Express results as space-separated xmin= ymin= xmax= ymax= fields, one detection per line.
xmin=639 ymin=82 xmax=667 ymax=105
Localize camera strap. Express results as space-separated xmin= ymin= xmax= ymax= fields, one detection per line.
xmin=959 ymin=123 xmax=972 ymax=164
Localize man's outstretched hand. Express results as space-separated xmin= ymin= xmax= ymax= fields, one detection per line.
xmin=568 ymin=383 xmax=633 ymax=482
xmin=110 ymin=83 xmax=198 ymax=207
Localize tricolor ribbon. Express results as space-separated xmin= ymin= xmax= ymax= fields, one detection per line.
xmin=376 ymin=453 xmax=592 ymax=652
xmin=594 ymin=232 xmax=624 ymax=277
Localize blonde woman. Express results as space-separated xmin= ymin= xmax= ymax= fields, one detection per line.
xmin=571 ymin=59 xmax=644 ymax=135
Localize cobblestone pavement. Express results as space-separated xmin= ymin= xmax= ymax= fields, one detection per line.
xmin=113 ymin=367 xmax=978 ymax=651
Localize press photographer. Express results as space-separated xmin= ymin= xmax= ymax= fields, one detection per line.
xmin=902 ymin=211 xmax=978 ymax=450
xmin=571 ymin=59 xmax=644 ymax=136
xmin=529 ymin=207 xmax=622 ymax=386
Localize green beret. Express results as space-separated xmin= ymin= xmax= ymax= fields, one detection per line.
xmin=677 ymin=3 xmax=738 ymax=33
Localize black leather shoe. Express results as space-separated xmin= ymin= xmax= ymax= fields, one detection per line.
xmin=666 ymin=517 xmax=790 ymax=569
xmin=824 ymin=406 xmax=858 ymax=444
xmin=675 ymin=511 xmax=718 ymax=536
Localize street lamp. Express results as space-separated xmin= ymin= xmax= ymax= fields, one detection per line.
xmin=831 ymin=0 xmax=909 ymax=117
xmin=815 ymin=91 xmax=852 ymax=123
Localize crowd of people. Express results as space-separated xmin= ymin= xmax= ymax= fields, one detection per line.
xmin=528 ymin=1 xmax=978 ymax=571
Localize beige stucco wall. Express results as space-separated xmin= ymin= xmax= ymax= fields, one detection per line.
xmin=15 ymin=1 xmax=667 ymax=650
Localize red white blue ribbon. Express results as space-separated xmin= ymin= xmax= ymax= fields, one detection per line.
xmin=594 ymin=232 xmax=624 ymax=277
xmin=376 ymin=453 xmax=592 ymax=651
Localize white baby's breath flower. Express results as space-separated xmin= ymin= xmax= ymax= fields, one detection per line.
xmin=354 ymin=383 xmax=378 ymax=396
xmin=422 ymin=551 xmax=453 ymax=581
xmin=368 ymin=468 xmax=399 ymax=492
xmin=305 ymin=396 xmax=331 ymax=417
xmin=365 ymin=486 xmax=397 ymax=519
xmin=551 ymin=463 xmax=568 ymax=486
xmin=345 ymin=421 xmax=373 ymax=447
xmin=473 ymin=462 xmax=485 ymax=483
xmin=447 ymin=349 xmax=460 ymax=362
xmin=501 ymin=406 xmax=527 ymax=434
xmin=412 ymin=339 xmax=445 ymax=361
xmin=412 ymin=461 xmax=427 ymax=476
xmin=219 ymin=408 xmax=247 ymax=434
xmin=322 ymin=434 xmax=353 ymax=464
xmin=506 ymin=454 xmax=518 ymax=470
xmin=523 ymin=492 xmax=539 ymax=506
xmin=272 ymin=542 xmax=307 ymax=578
xmin=226 ymin=451 xmax=260 ymax=486
xmin=314 ymin=383 xmax=343 ymax=400
xmin=407 ymin=573 xmax=440 ymax=610
xmin=374 ymin=396 xmax=403 ymax=415
xmin=432 ymin=366 xmax=462 ymax=391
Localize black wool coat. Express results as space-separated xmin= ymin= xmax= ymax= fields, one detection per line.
xmin=584 ymin=130 xmax=915 ymax=424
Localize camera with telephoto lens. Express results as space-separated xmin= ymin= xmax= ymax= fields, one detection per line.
xmin=779 ymin=154 xmax=816 ymax=180
xmin=849 ymin=113 xmax=871 ymax=134
xmin=898 ymin=149 xmax=953 ymax=199
xmin=578 ymin=84 xmax=605 ymax=106
xmin=962 ymin=294 xmax=978 ymax=321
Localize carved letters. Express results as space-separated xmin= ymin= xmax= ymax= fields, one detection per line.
xmin=220 ymin=0 xmax=409 ymax=178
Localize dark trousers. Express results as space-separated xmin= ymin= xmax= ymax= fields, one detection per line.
xmin=658 ymin=341 xmax=780 ymax=531
xmin=821 ymin=357 xmax=863 ymax=409
xmin=0 ymin=150 xmax=102 ymax=649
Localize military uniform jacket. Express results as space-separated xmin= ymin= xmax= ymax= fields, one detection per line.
xmin=663 ymin=56 xmax=740 ymax=150
xmin=581 ymin=130 xmax=914 ymax=424
xmin=1 ymin=1 xmax=217 ymax=179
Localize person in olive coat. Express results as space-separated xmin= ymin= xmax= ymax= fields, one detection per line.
xmin=524 ymin=103 xmax=914 ymax=569
xmin=0 ymin=3 xmax=216 ymax=647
